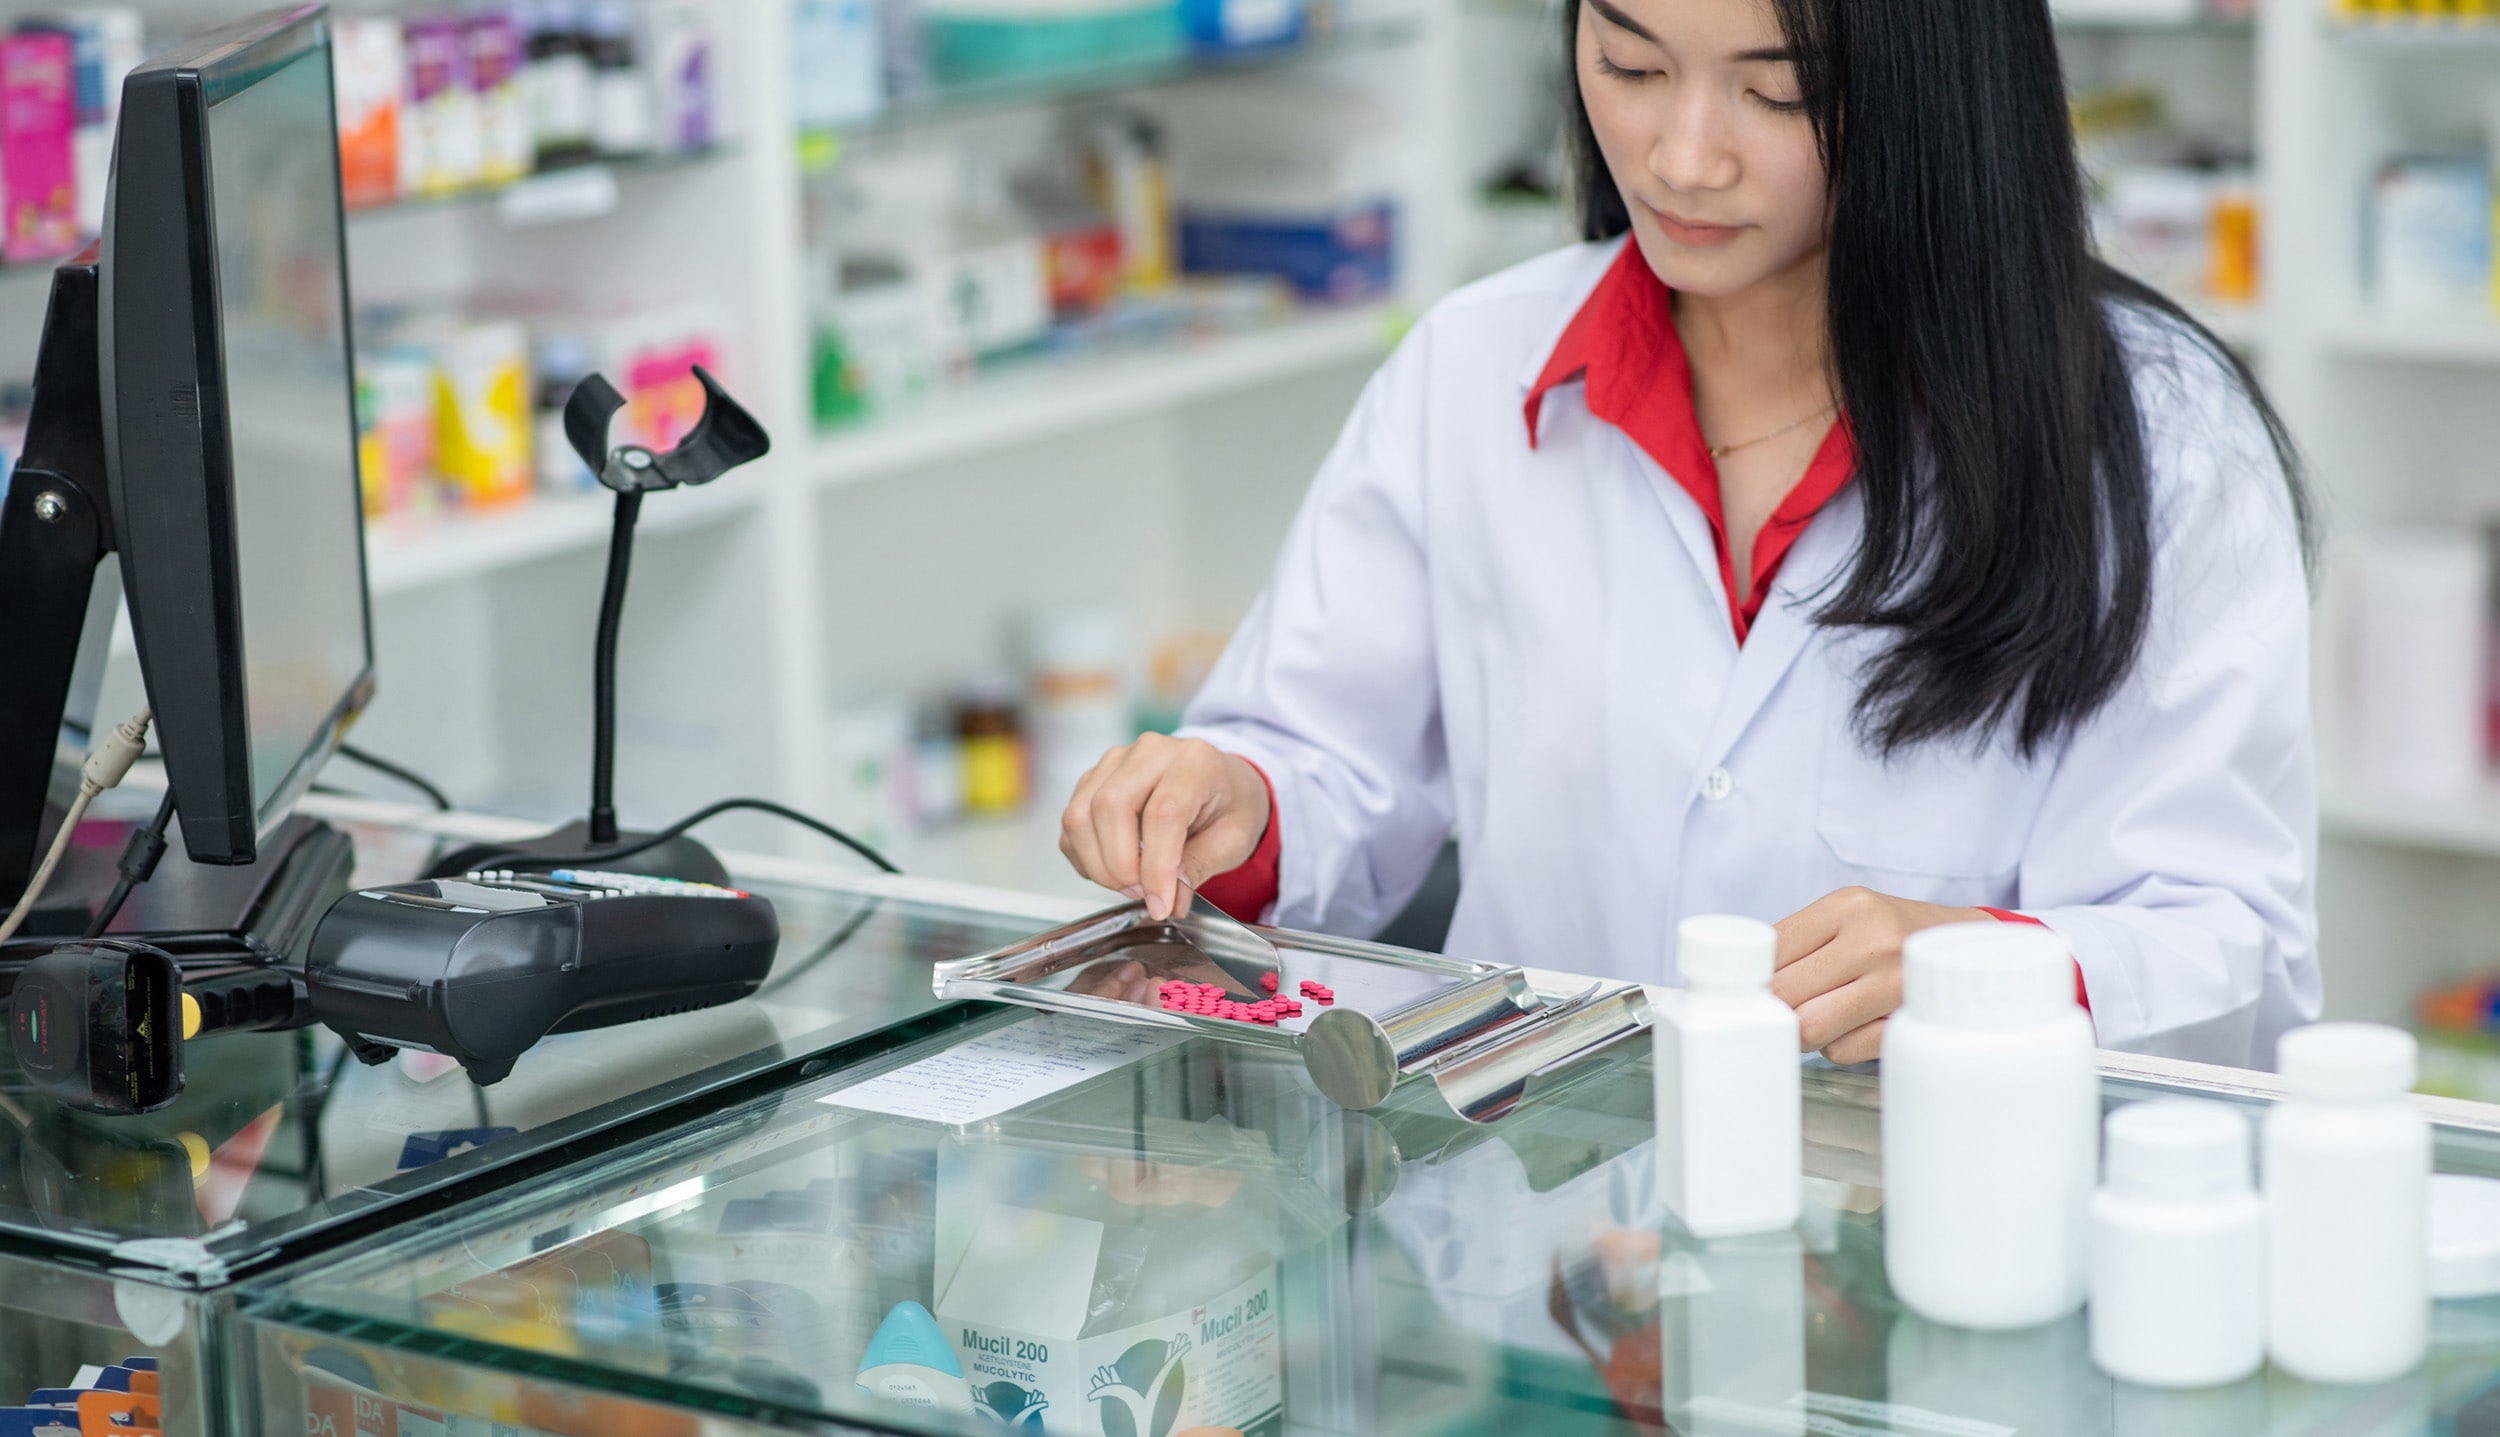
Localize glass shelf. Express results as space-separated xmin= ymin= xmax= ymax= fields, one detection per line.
xmin=236 ymin=1009 xmax=2500 ymax=1437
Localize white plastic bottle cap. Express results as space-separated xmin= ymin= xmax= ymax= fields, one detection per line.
xmin=2430 ymin=1174 xmax=2500 ymax=1300
xmin=1677 ymin=914 xmax=1775 ymax=989
xmin=2276 ymin=1022 xmax=2417 ymax=1101
xmin=2103 ymin=1098 xmax=2252 ymax=1201
xmin=1899 ymin=921 xmax=2073 ymax=1026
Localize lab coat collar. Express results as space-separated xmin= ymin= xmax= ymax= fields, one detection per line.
xmin=1513 ymin=238 xmax=1632 ymax=406
xmin=1700 ymin=483 xmax=1867 ymax=767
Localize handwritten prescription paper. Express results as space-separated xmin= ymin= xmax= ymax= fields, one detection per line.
xmin=817 ymin=1015 xmax=1187 ymax=1126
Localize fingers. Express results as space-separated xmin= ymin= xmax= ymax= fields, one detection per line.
xmin=1136 ymin=782 xmax=1201 ymax=922
xmin=1058 ymin=746 xmax=1128 ymax=892
xmin=1792 ymin=971 xmax=1902 ymax=1054
xmin=1822 ymin=1017 xmax=1887 ymax=1067
xmin=1774 ymin=886 xmax=1875 ymax=969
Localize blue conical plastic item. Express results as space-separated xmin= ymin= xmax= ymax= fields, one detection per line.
xmin=857 ymin=1301 xmax=963 ymax=1383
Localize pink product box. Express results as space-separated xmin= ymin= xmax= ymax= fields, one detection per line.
xmin=2 ymin=32 xmax=79 ymax=264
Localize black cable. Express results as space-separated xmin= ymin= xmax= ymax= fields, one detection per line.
xmin=753 ymin=896 xmax=884 ymax=1000
xmin=467 ymin=796 xmax=900 ymax=876
xmin=82 ymin=790 xmax=176 ymax=939
xmin=335 ymin=743 xmax=453 ymax=811
xmin=589 ymin=491 xmax=642 ymax=847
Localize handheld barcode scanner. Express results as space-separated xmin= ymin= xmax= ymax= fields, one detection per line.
xmin=9 ymin=939 xmax=302 ymax=1115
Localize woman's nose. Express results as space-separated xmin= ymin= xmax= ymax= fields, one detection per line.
xmin=1648 ymin=90 xmax=1741 ymax=195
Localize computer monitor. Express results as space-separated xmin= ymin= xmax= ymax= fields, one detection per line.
xmin=105 ymin=3 xmax=373 ymax=866
xmin=0 ymin=4 xmax=370 ymax=911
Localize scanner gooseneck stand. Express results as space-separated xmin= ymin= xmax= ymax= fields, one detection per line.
xmin=428 ymin=367 xmax=771 ymax=885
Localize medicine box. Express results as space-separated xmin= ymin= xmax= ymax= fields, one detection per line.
xmin=935 ymin=1202 xmax=1284 ymax=1436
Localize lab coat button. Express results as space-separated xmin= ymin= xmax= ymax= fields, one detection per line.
xmin=1702 ymin=767 xmax=1734 ymax=802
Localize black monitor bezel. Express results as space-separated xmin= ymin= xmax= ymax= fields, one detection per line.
xmin=100 ymin=3 xmax=374 ymax=868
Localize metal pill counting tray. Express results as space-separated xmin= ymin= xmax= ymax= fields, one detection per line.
xmin=935 ymin=897 xmax=1653 ymax=1123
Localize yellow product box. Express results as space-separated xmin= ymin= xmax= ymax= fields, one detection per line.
xmin=432 ymin=318 xmax=535 ymax=506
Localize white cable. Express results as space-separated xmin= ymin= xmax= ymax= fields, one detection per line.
xmin=0 ymin=707 xmax=153 ymax=947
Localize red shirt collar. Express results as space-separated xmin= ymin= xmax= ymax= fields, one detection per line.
xmin=1524 ymin=242 xmax=1857 ymax=642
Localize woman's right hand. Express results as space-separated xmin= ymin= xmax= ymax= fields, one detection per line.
xmin=1059 ymin=734 xmax=1271 ymax=923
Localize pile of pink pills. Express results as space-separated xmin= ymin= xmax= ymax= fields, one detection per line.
xmin=1159 ymin=980 xmax=1304 ymax=1024
xmin=1300 ymin=979 xmax=1336 ymax=1004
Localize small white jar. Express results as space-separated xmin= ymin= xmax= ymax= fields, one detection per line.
xmin=1882 ymin=921 xmax=2097 ymax=1330
xmin=2089 ymin=1098 xmax=2264 ymax=1388
xmin=1655 ymin=915 xmax=1801 ymax=1239
xmin=2265 ymin=1022 xmax=2430 ymax=1385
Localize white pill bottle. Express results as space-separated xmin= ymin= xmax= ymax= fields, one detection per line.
xmin=2264 ymin=1022 xmax=2430 ymax=1385
xmin=2088 ymin=1098 xmax=2266 ymax=1388
xmin=1882 ymin=921 xmax=2097 ymax=1329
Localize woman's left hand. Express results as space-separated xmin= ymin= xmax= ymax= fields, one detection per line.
xmin=1770 ymin=888 xmax=1993 ymax=1064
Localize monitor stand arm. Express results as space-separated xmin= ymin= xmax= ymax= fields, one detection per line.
xmin=428 ymin=366 xmax=770 ymax=886
xmin=0 ymin=254 xmax=114 ymax=903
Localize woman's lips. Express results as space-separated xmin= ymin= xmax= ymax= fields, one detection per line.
xmin=1650 ymin=206 xmax=1747 ymax=247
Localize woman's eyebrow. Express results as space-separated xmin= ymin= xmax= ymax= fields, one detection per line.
xmin=1735 ymin=47 xmax=1798 ymax=62
xmin=1586 ymin=0 xmax=1658 ymax=44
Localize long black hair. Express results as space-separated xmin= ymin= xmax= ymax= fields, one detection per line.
xmin=1563 ymin=0 xmax=2309 ymax=757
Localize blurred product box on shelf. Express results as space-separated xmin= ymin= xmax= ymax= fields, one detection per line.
xmin=2328 ymin=526 xmax=2489 ymax=800
xmin=2369 ymin=155 xmax=2489 ymax=313
xmin=655 ymin=1182 xmax=886 ymax=1379
xmin=357 ymin=348 xmax=441 ymax=518
xmin=1169 ymin=83 xmax=1398 ymax=301
xmin=2414 ymin=982 xmax=2500 ymax=1102
xmin=920 ymin=0 xmax=1186 ymax=86
xmin=2091 ymin=162 xmax=2261 ymax=313
xmin=23 ymin=6 xmax=139 ymax=237
xmin=472 ymin=9 xmax=533 ymax=184
xmin=794 ymin=0 xmax=885 ymax=130
xmin=336 ymin=16 xmax=409 ymax=209
xmin=587 ymin=0 xmax=655 ymax=156
xmin=407 ymin=13 xmax=485 ymax=196
xmin=645 ymin=0 xmax=718 ymax=150
xmin=1184 ymin=0 xmax=1306 ymax=51
xmin=0 ymin=29 xmax=79 ymax=265
xmin=426 ymin=316 xmax=537 ymax=506
xmin=2333 ymin=0 xmax=2499 ymax=21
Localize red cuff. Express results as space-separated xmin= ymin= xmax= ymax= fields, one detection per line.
xmin=1196 ymin=759 xmax=1280 ymax=924
xmin=1979 ymin=907 xmax=2089 ymax=1013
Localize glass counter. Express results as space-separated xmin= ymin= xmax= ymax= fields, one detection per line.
xmin=0 ymin=798 xmax=1056 ymax=1435
xmin=234 ymin=1002 xmax=2500 ymax=1437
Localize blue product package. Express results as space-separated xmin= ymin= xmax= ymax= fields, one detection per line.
xmin=0 ymin=1409 xmax=79 ymax=1436
xmin=1181 ymin=0 xmax=1303 ymax=52
xmin=1180 ymin=201 xmax=1396 ymax=302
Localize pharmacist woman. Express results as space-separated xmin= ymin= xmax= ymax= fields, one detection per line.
xmin=1059 ymin=0 xmax=2319 ymax=1068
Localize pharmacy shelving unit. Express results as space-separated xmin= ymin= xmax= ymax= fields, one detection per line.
xmin=46 ymin=1 xmax=1490 ymax=883
xmin=2256 ymin=0 xmax=2500 ymax=1026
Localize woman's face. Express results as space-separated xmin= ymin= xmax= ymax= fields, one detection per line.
xmin=1576 ymin=0 xmax=1829 ymax=300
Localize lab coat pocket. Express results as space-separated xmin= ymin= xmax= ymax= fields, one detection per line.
xmin=1814 ymin=724 xmax=2033 ymax=882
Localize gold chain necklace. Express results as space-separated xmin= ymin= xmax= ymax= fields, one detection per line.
xmin=1705 ymin=401 xmax=1838 ymax=461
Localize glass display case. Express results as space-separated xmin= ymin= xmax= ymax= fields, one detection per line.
xmin=0 ymin=798 xmax=1049 ymax=1436
xmin=233 ymin=997 xmax=2500 ymax=1437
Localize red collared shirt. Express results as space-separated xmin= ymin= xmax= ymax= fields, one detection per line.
xmin=1524 ymin=240 xmax=1857 ymax=643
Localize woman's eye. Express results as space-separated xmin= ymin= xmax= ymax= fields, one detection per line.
xmin=1752 ymin=91 xmax=1806 ymax=114
xmin=1595 ymin=52 xmax=1653 ymax=81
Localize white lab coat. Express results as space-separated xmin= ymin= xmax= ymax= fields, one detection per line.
xmin=1177 ymin=240 xmax=2319 ymax=1066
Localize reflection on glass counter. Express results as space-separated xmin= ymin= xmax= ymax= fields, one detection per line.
xmin=235 ymin=1018 xmax=2500 ymax=1437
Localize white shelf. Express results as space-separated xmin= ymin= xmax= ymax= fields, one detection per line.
xmin=2323 ymin=778 xmax=2500 ymax=861
xmin=803 ymin=303 xmax=1401 ymax=490
xmin=2326 ymin=19 xmax=2500 ymax=52
xmin=2320 ymin=312 xmax=2500 ymax=366
xmin=362 ymin=477 xmax=758 ymax=597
